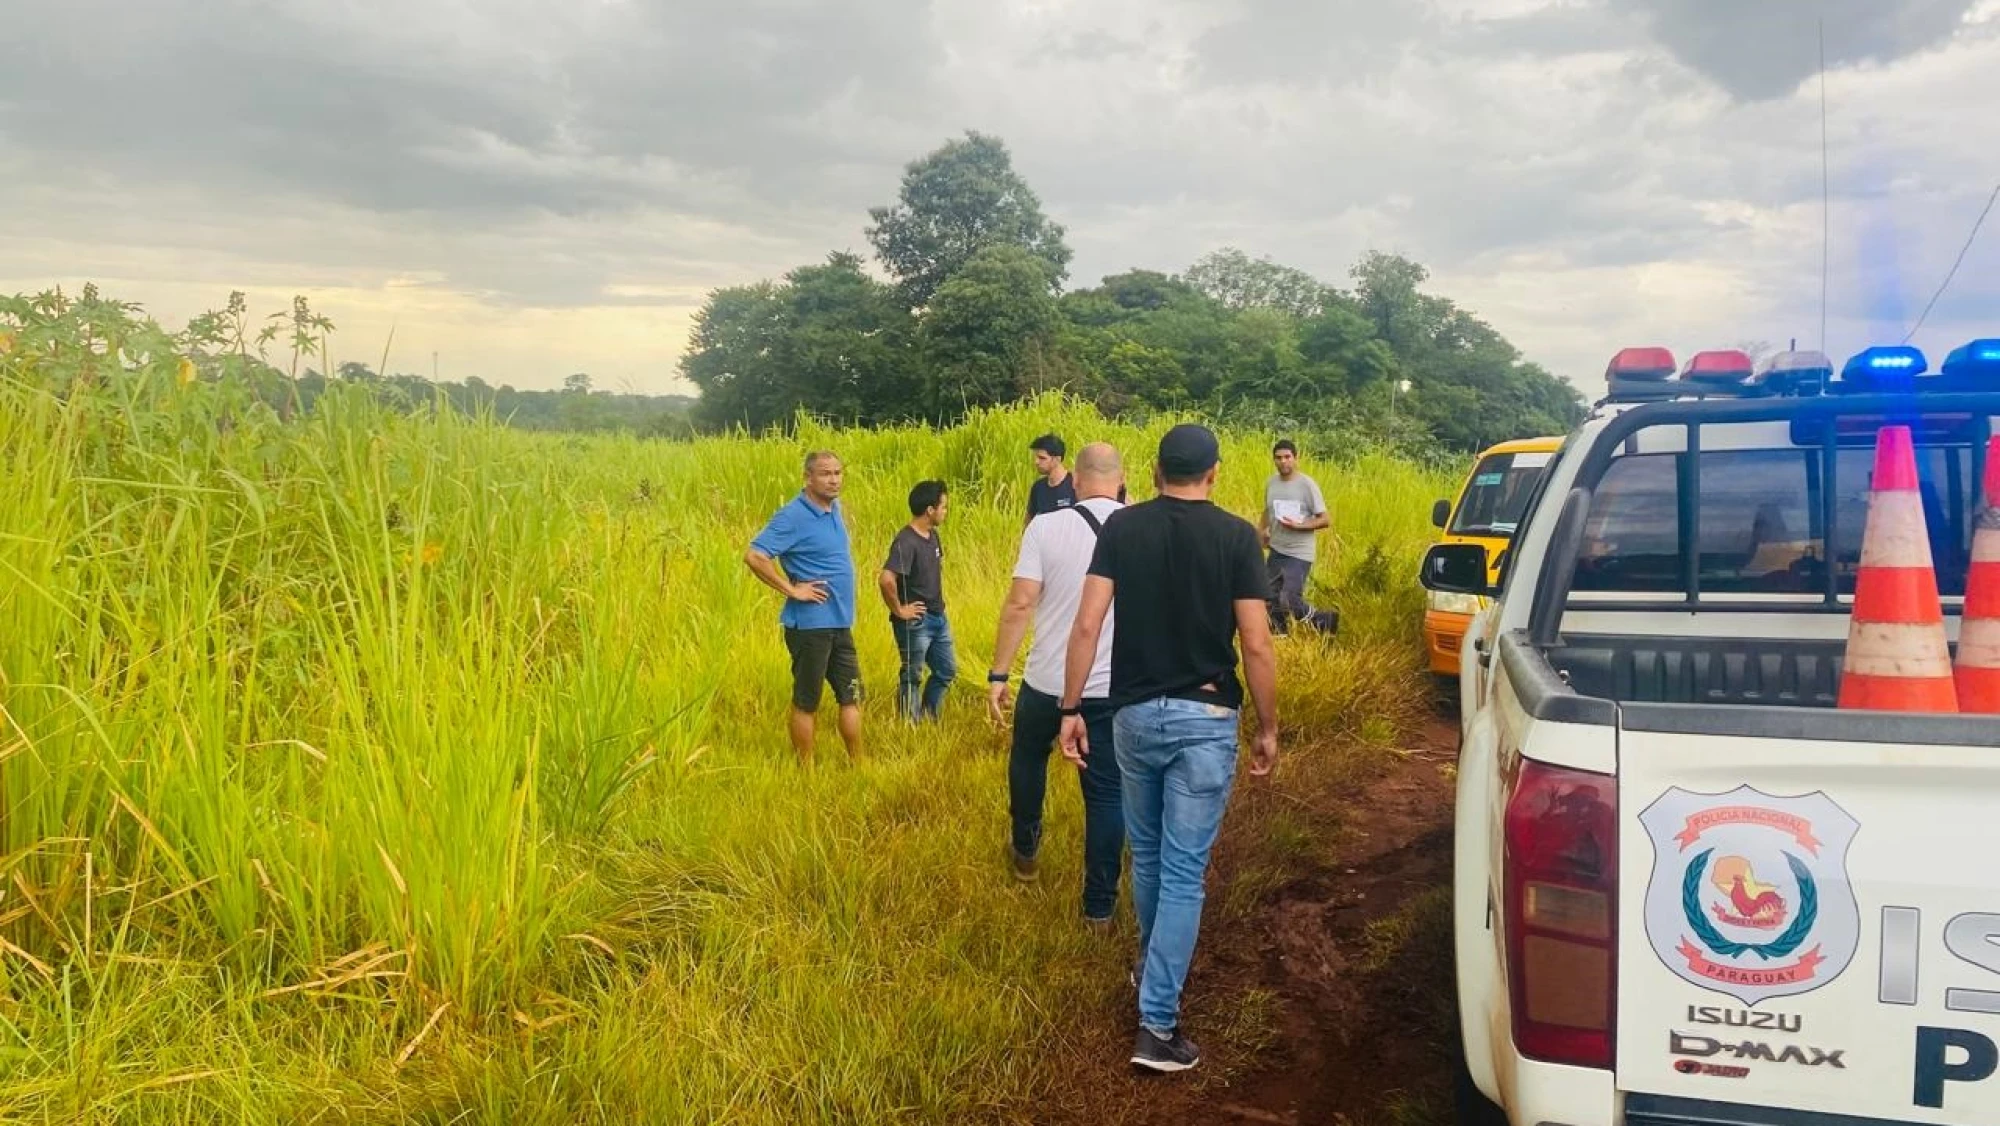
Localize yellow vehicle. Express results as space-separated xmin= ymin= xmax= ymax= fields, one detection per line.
xmin=1424 ymin=435 xmax=1564 ymax=676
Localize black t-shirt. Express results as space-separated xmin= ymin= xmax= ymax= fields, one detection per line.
xmin=1028 ymin=475 xmax=1077 ymax=520
xmin=1086 ymin=496 xmax=1267 ymax=710
xmin=884 ymin=525 xmax=945 ymax=615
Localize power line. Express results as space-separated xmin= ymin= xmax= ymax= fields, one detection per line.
xmin=1903 ymin=180 xmax=2000 ymax=345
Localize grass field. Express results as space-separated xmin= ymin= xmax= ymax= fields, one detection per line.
xmin=0 ymin=305 xmax=1458 ymax=1123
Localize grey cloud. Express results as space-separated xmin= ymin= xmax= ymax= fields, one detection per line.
xmin=1610 ymin=0 xmax=1978 ymax=100
xmin=1040 ymin=30 xmax=1151 ymax=63
xmin=1453 ymin=4 xmax=1645 ymax=58
xmin=0 ymin=1 xmax=567 ymax=212
xmin=2 ymin=0 xmax=1996 ymax=396
xmin=0 ymin=0 xmax=947 ymax=310
xmin=0 ymin=0 xmax=937 ymax=220
xmin=1192 ymin=0 xmax=1437 ymax=87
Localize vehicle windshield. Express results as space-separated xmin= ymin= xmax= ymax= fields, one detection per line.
xmin=1449 ymin=450 xmax=1555 ymax=537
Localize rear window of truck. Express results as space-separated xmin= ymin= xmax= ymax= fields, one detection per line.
xmin=1571 ymin=442 xmax=1978 ymax=597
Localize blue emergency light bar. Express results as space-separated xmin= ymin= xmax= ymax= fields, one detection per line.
xmin=1834 ymin=345 xmax=1928 ymax=393
xmin=1942 ymin=339 xmax=2000 ymax=377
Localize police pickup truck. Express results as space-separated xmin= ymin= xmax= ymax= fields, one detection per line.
xmin=1423 ymin=342 xmax=2000 ymax=1126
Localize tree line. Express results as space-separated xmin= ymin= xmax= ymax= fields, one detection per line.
xmin=3 ymin=287 xmax=699 ymax=438
xmin=682 ymin=132 xmax=1586 ymax=452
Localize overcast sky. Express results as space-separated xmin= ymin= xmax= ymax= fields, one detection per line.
xmin=6 ymin=0 xmax=2000 ymax=397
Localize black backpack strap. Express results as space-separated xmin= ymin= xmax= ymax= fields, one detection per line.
xmin=1071 ymin=504 xmax=1103 ymax=535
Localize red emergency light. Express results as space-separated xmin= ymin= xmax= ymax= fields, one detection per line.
xmin=1681 ymin=349 xmax=1754 ymax=384
xmin=1605 ymin=347 xmax=1676 ymax=381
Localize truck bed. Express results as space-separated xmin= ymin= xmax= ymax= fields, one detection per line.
xmin=1496 ymin=629 xmax=2000 ymax=747
xmin=1549 ymin=633 xmax=1846 ymax=709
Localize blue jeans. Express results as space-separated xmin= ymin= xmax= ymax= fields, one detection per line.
xmin=1008 ymin=686 xmax=1124 ymax=919
xmin=1114 ymin=696 xmax=1240 ymax=1035
xmin=892 ymin=611 xmax=956 ymax=721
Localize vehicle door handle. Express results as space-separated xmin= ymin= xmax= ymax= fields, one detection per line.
xmin=1473 ymin=636 xmax=1492 ymax=668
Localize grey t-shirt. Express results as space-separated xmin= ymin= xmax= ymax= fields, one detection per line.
xmin=1265 ymin=472 xmax=1328 ymax=562
xmin=884 ymin=525 xmax=945 ymax=615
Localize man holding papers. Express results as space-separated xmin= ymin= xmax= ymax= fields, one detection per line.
xmin=1258 ymin=439 xmax=1332 ymax=635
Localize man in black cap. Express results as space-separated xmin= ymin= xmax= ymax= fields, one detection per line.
xmin=1057 ymin=422 xmax=1280 ymax=1074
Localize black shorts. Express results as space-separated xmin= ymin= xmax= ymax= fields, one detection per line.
xmin=783 ymin=627 xmax=863 ymax=713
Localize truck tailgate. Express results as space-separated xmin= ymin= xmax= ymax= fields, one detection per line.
xmin=1616 ymin=725 xmax=2000 ymax=1123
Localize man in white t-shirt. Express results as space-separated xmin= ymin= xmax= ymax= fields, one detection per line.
xmin=988 ymin=442 xmax=1126 ymax=930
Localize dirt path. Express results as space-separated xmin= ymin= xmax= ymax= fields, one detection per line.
xmin=1036 ymin=710 xmax=1461 ymax=1126
xmin=1192 ymin=713 xmax=1460 ymax=1126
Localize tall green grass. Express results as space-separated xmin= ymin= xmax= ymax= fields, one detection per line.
xmin=0 ymin=304 xmax=1457 ymax=1123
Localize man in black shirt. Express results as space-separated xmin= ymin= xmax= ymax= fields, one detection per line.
xmin=1059 ymin=422 xmax=1279 ymax=1074
xmin=1026 ymin=434 xmax=1077 ymax=524
xmin=880 ymin=479 xmax=957 ymax=722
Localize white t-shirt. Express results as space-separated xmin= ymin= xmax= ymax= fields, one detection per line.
xmin=1013 ymin=496 xmax=1123 ymax=699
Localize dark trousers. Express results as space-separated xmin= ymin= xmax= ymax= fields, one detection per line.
xmin=1266 ymin=550 xmax=1313 ymax=631
xmin=1008 ymin=685 xmax=1125 ymax=920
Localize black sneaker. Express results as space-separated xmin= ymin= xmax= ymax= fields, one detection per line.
xmin=1131 ymin=1026 xmax=1200 ymax=1073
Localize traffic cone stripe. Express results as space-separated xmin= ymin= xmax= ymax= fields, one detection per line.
xmin=1857 ymin=491 xmax=1936 ymax=569
xmin=1958 ymin=665 xmax=2000 ymax=713
xmin=1839 ymin=670 xmax=1962 ymax=711
xmin=1843 ymin=623 xmax=1956 ymax=678
xmin=1872 ymin=424 xmax=1923 ymax=491
xmin=1851 ymin=565 xmax=1948 ymax=624
xmin=1974 ymin=518 xmax=2000 ymax=564
xmin=1967 ymin=563 xmax=2000 ymax=619
xmin=1840 ymin=424 xmax=1958 ymax=713
xmin=1955 ymin=436 xmax=2000 ymax=712
xmin=1959 ymin=619 xmax=2000 ymax=667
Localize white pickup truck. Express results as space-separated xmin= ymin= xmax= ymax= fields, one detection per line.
xmin=1425 ymin=343 xmax=2000 ymax=1126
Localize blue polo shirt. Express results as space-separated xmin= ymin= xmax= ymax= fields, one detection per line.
xmin=750 ymin=492 xmax=856 ymax=630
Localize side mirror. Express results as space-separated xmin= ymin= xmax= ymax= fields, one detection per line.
xmin=1420 ymin=542 xmax=1491 ymax=596
xmin=1431 ymin=499 xmax=1451 ymax=529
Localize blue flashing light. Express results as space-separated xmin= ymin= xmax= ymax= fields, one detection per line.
xmin=1836 ymin=345 xmax=1928 ymax=392
xmin=1942 ymin=338 xmax=2000 ymax=379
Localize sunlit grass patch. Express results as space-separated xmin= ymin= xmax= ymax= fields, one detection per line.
xmin=2 ymin=310 xmax=1458 ymax=1121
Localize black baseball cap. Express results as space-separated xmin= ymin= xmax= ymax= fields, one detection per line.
xmin=1158 ymin=423 xmax=1221 ymax=477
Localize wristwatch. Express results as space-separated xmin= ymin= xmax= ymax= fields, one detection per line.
xmin=1059 ymin=703 xmax=1082 ymax=717
xmin=987 ymin=671 xmax=1009 ymax=684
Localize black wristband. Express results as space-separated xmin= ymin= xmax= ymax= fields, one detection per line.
xmin=1060 ymin=704 xmax=1082 ymax=717
xmin=987 ymin=671 xmax=1009 ymax=684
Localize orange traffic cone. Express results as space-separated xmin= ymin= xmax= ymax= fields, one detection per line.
xmin=1955 ymin=437 xmax=2000 ymax=713
xmin=1838 ymin=424 xmax=1958 ymax=712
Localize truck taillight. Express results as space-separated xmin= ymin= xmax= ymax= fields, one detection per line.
xmin=1503 ymin=757 xmax=1617 ymax=1069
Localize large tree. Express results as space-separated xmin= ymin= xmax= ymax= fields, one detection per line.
xmin=680 ymin=254 xmax=918 ymax=431
xmin=681 ymin=281 xmax=793 ymax=432
xmin=919 ymin=244 xmax=1063 ymax=417
xmin=1349 ymin=250 xmax=1586 ymax=448
xmin=781 ymin=252 xmax=921 ymax=423
xmin=866 ymin=131 xmax=1072 ymax=309
xmin=1184 ymin=247 xmax=1337 ymax=319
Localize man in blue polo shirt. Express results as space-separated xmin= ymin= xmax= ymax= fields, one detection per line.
xmin=745 ymin=449 xmax=863 ymax=764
